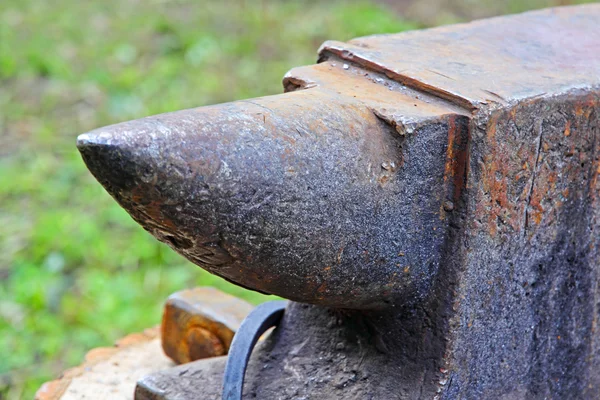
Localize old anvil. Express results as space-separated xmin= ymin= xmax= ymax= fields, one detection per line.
xmin=78 ymin=5 xmax=600 ymax=399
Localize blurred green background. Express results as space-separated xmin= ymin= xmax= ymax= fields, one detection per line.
xmin=0 ymin=0 xmax=593 ymax=398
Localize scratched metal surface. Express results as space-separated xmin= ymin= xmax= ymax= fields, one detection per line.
xmin=78 ymin=62 xmax=469 ymax=309
xmin=319 ymin=4 xmax=600 ymax=109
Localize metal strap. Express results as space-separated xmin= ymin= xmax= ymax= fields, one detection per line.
xmin=221 ymin=300 xmax=287 ymax=400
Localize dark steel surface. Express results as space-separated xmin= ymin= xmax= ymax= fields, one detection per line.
xmin=136 ymin=91 xmax=600 ymax=400
xmin=76 ymin=4 xmax=600 ymax=399
xmin=78 ymin=62 xmax=469 ymax=310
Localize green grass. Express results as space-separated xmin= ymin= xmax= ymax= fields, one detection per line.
xmin=0 ymin=1 xmax=417 ymax=398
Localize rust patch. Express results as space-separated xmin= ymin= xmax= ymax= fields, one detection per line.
xmin=161 ymin=287 xmax=253 ymax=365
xmin=441 ymin=114 xmax=470 ymax=220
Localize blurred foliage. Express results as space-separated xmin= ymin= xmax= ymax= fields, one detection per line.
xmin=386 ymin=0 xmax=598 ymax=26
xmin=0 ymin=1 xmax=416 ymax=398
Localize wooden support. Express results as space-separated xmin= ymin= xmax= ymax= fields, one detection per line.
xmin=34 ymin=328 xmax=171 ymax=400
xmin=35 ymin=288 xmax=253 ymax=399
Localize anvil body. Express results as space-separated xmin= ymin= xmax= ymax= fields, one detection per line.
xmin=79 ymin=5 xmax=600 ymax=399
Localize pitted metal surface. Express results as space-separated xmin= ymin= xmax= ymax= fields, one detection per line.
xmin=78 ymin=62 xmax=470 ymax=309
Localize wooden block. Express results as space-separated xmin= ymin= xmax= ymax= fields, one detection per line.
xmin=35 ymin=287 xmax=254 ymax=399
xmin=34 ymin=327 xmax=172 ymax=400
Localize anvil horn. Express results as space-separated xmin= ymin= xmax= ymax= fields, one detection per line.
xmin=78 ymin=63 xmax=468 ymax=309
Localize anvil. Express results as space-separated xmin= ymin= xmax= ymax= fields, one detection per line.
xmin=78 ymin=5 xmax=600 ymax=399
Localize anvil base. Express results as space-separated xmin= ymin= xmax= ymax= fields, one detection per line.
xmin=137 ymin=302 xmax=452 ymax=400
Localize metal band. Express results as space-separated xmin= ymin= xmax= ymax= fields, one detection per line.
xmin=221 ymin=300 xmax=287 ymax=400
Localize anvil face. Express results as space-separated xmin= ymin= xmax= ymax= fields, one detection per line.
xmin=78 ymin=61 xmax=469 ymax=309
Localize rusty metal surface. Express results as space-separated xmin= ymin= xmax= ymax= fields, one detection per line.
xmin=76 ymin=5 xmax=600 ymax=399
xmin=448 ymin=90 xmax=600 ymax=399
xmin=78 ymin=62 xmax=469 ymax=309
xmin=161 ymin=287 xmax=253 ymax=364
xmin=319 ymin=4 xmax=600 ymax=108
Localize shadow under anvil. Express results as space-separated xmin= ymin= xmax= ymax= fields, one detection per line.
xmin=136 ymin=300 xmax=454 ymax=399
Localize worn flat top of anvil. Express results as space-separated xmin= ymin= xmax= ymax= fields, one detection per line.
xmin=320 ymin=4 xmax=600 ymax=108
